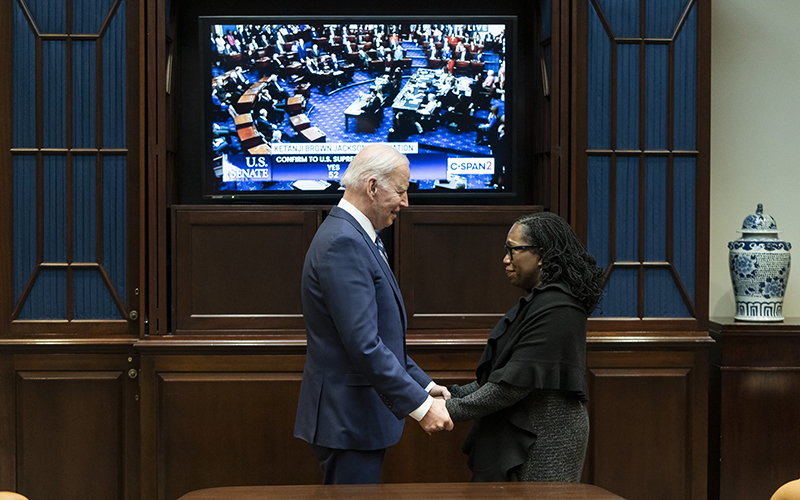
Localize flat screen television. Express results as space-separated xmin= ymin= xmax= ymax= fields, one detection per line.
xmin=200 ymin=16 xmax=518 ymax=200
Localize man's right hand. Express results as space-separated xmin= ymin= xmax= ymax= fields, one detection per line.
xmin=419 ymin=398 xmax=454 ymax=435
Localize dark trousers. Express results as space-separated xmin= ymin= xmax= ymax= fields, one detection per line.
xmin=310 ymin=444 xmax=386 ymax=484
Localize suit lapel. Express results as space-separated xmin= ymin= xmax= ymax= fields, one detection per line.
xmin=329 ymin=207 xmax=407 ymax=330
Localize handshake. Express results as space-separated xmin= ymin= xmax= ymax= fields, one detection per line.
xmin=419 ymin=384 xmax=454 ymax=435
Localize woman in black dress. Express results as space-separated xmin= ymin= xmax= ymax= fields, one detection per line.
xmin=445 ymin=212 xmax=605 ymax=482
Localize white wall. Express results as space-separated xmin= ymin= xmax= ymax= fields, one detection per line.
xmin=710 ymin=0 xmax=800 ymax=319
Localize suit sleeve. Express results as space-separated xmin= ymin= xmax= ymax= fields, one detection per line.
xmin=316 ymin=233 xmax=430 ymax=419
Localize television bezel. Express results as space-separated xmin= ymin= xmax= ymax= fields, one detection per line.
xmin=198 ymin=14 xmax=521 ymax=203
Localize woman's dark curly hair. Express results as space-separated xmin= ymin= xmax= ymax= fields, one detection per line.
xmin=513 ymin=212 xmax=605 ymax=313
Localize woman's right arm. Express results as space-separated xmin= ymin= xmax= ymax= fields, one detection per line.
xmin=445 ymin=381 xmax=531 ymax=422
xmin=447 ymin=380 xmax=479 ymax=399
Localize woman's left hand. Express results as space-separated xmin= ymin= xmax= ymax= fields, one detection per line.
xmin=429 ymin=384 xmax=452 ymax=400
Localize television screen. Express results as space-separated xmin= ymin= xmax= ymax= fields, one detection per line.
xmin=200 ymin=16 xmax=516 ymax=199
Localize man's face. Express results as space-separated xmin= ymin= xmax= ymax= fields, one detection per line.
xmin=368 ymin=164 xmax=410 ymax=230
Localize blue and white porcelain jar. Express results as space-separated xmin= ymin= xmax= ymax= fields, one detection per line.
xmin=728 ymin=204 xmax=792 ymax=321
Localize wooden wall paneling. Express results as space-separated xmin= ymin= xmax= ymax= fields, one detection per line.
xmin=0 ymin=353 xmax=15 ymax=489
xmin=171 ymin=207 xmax=319 ymax=335
xmin=396 ymin=206 xmax=542 ymax=332
xmin=146 ymin=0 xmax=169 ymax=336
xmin=141 ymin=353 xmax=319 ymax=500
xmin=138 ymin=348 xmax=488 ymax=500
xmin=584 ymin=346 xmax=709 ymax=500
xmin=382 ymin=348 xmax=483 ymax=483
xmin=2 ymin=351 xmax=138 ymax=499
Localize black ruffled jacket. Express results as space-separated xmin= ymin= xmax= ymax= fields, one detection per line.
xmin=463 ymin=282 xmax=588 ymax=481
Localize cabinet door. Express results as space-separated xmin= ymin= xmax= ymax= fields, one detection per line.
xmin=172 ymin=207 xmax=319 ymax=335
xmin=2 ymin=0 xmax=141 ymax=338
xmin=0 ymin=352 xmax=139 ymax=498
xmin=574 ymin=0 xmax=711 ymax=331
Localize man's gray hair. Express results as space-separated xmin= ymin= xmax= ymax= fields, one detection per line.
xmin=340 ymin=144 xmax=409 ymax=190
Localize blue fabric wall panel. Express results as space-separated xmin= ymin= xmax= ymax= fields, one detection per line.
xmin=587 ymin=157 xmax=610 ymax=269
xmin=73 ymin=0 xmax=117 ymax=34
xmin=615 ymin=156 xmax=639 ymax=262
xmin=644 ymin=268 xmax=690 ymax=317
xmin=541 ymin=0 xmax=552 ymax=39
xmin=674 ymin=3 xmax=697 ymax=151
xmin=616 ymin=45 xmax=639 ymax=150
xmin=645 ymin=44 xmax=668 ymax=151
xmin=20 ymin=269 xmax=67 ymax=319
xmin=42 ymin=41 xmax=67 ymax=149
xmin=25 ymin=0 xmax=66 ymax=34
xmin=103 ymin=157 xmax=127 ymax=301
xmin=673 ymin=157 xmax=696 ymax=303
xmin=588 ymin=2 xmax=610 ymax=150
xmin=646 ymin=0 xmax=690 ymax=39
xmin=13 ymin=5 xmax=36 ymax=149
xmin=644 ymin=157 xmax=667 ymax=262
xmin=74 ymin=269 xmax=118 ymax=319
xmin=602 ymin=268 xmax=638 ymax=317
xmin=596 ymin=0 xmax=639 ymax=38
xmin=73 ymin=41 xmax=97 ymax=149
xmin=43 ymin=156 xmax=67 ymax=263
xmin=73 ymin=156 xmax=97 ymax=263
xmin=13 ymin=157 xmax=37 ymax=303
xmin=103 ymin=1 xmax=126 ymax=149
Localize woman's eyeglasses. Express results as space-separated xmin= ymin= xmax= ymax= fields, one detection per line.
xmin=504 ymin=245 xmax=536 ymax=260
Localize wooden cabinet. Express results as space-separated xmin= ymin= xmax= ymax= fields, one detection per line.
xmin=0 ymin=348 xmax=139 ymax=500
xmin=711 ymin=318 xmax=800 ymax=500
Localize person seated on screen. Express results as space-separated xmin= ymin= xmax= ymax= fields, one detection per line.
xmin=388 ymin=111 xmax=417 ymax=141
xmin=254 ymin=108 xmax=274 ymax=137
xmin=305 ymin=56 xmax=321 ymax=74
xmin=358 ymin=47 xmax=370 ymax=69
xmin=291 ymin=39 xmax=301 ymax=57
xmin=265 ymin=74 xmax=289 ymax=102
xmin=214 ymin=34 xmax=226 ymax=55
xmin=254 ymin=87 xmax=284 ymax=123
xmin=416 ymin=94 xmax=442 ymax=133
xmin=221 ymin=75 xmax=243 ymax=101
xmin=441 ymin=93 xmax=474 ymax=133
xmin=455 ymin=41 xmax=467 ymax=60
xmin=483 ymin=69 xmax=497 ymax=93
xmin=361 ymin=90 xmax=383 ymax=117
xmin=246 ymin=37 xmax=259 ymax=54
xmin=376 ymin=42 xmax=388 ymax=60
xmin=394 ymin=44 xmax=404 ymax=61
xmin=476 ymin=106 xmax=500 ymax=145
xmin=309 ymin=43 xmax=323 ymax=59
xmin=442 ymin=44 xmax=452 ymax=60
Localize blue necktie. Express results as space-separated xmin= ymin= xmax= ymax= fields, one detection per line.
xmin=375 ymin=233 xmax=389 ymax=264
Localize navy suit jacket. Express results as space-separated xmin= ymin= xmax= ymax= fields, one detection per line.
xmin=294 ymin=206 xmax=431 ymax=451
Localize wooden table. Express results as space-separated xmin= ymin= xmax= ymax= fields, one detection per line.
xmin=177 ymin=482 xmax=626 ymax=500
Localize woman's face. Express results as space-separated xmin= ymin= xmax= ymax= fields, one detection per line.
xmin=503 ymin=223 xmax=542 ymax=291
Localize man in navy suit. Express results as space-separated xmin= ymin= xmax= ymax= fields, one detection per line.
xmin=294 ymin=144 xmax=453 ymax=484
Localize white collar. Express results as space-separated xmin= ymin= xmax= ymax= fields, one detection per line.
xmin=338 ymin=198 xmax=377 ymax=243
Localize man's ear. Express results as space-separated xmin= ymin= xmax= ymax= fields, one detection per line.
xmin=368 ymin=178 xmax=379 ymax=197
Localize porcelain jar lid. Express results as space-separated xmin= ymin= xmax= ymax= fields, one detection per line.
xmin=737 ymin=203 xmax=781 ymax=234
